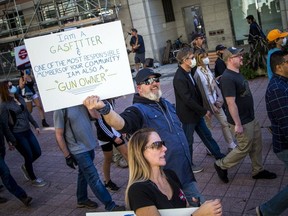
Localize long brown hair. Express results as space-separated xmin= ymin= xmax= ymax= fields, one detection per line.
xmin=195 ymin=49 xmax=208 ymax=67
xmin=0 ymin=80 xmax=13 ymax=102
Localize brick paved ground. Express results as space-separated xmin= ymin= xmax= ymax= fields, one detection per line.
xmin=0 ymin=64 xmax=287 ymax=216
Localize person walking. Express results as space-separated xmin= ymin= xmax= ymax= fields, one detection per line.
xmin=266 ymin=29 xmax=288 ymax=80
xmin=83 ymin=68 xmax=206 ymax=206
xmin=0 ymin=80 xmax=46 ymax=187
xmin=0 ymin=106 xmax=32 ymax=206
xmin=214 ymin=47 xmax=276 ymax=183
xmin=94 ymin=99 xmax=128 ymax=192
xmin=256 ymin=50 xmax=288 ymax=216
xmin=173 ymin=48 xmax=225 ymax=173
xmin=18 ymin=69 xmax=49 ymax=127
xmin=214 ymin=45 xmax=227 ymax=81
xmin=194 ymin=50 xmax=236 ymax=153
xmin=54 ymin=105 xmax=125 ymax=211
xmin=130 ymin=28 xmax=145 ymax=73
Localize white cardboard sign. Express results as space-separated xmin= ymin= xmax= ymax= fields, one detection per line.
xmin=24 ymin=21 xmax=134 ymax=112
xmin=86 ymin=207 xmax=198 ymax=216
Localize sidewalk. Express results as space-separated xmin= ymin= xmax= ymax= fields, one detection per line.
xmin=0 ymin=64 xmax=287 ymax=216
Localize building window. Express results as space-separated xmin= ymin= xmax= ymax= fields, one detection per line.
xmin=229 ymin=0 xmax=282 ymax=45
xmin=162 ymin=0 xmax=175 ymax=23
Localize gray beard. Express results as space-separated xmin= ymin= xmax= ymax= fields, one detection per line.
xmin=142 ymin=89 xmax=162 ymax=101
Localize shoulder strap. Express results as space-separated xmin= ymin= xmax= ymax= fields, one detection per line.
xmin=62 ymin=108 xmax=77 ymax=143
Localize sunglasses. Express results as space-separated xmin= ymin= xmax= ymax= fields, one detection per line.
xmin=139 ymin=77 xmax=160 ymax=85
xmin=197 ymin=37 xmax=204 ymax=40
xmin=144 ymin=141 xmax=165 ymax=150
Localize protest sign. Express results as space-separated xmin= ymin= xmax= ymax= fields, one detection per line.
xmin=14 ymin=45 xmax=31 ymax=69
xmin=24 ymin=20 xmax=134 ymax=112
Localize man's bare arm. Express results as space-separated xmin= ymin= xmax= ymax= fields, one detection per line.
xmin=225 ymin=96 xmax=243 ymax=134
xmin=55 ymin=128 xmax=70 ymax=158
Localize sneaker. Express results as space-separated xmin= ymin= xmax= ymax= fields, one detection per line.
xmin=42 ymin=119 xmax=50 ymax=127
xmin=206 ymin=148 xmax=213 ymax=156
xmin=192 ymin=165 xmax=204 ymax=173
xmin=0 ymin=196 xmax=7 ymax=204
xmin=228 ymin=142 xmax=237 ymax=152
xmin=31 ymin=178 xmax=47 ymax=187
xmin=111 ymin=205 xmax=126 ymax=211
xmin=117 ymin=158 xmax=128 ymax=168
xmin=252 ymin=170 xmax=277 ymax=179
xmin=21 ymin=164 xmax=30 ymax=180
xmin=77 ymin=199 xmax=98 ymax=208
xmin=256 ymin=206 xmax=263 ymax=216
xmin=214 ymin=163 xmax=229 ymax=183
xmin=20 ymin=196 xmax=32 ymax=206
xmin=105 ymin=180 xmax=120 ymax=191
xmin=267 ymin=126 xmax=272 ymax=134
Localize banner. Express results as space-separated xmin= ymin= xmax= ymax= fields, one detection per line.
xmin=24 ymin=21 xmax=134 ymax=112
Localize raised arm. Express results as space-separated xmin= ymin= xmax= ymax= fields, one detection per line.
xmin=83 ymin=96 xmax=125 ymax=130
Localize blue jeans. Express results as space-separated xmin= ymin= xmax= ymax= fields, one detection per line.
xmin=182 ymin=181 xmax=205 ymax=207
xmin=0 ymin=154 xmax=27 ymax=200
xmin=183 ymin=117 xmax=224 ymax=163
xmin=73 ymin=150 xmax=115 ymax=211
xmin=13 ymin=129 xmax=41 ymax=180
xmin=260 ymin=149 xmax=288 ymax=216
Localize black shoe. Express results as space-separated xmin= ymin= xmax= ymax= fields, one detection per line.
xmin=77 ymin=199 xmax=98 ymax=208
xmin=20 ymin=196 xmax=32 ymax=206
xmin=111 ymin=205 xmax=126 ymax=211
xmin=0 ymin=185 xmax=4 ymax=192
xmin=0 ymin=196 xmax=7 ymax=204
xmin=214 ymin=163 xmax=229 ymax=183
xmin=42 ymin=119 xmax=50 ymax=127
xmin=256 ymin=206 xmax=263 ymax=216
xmin=252 ymin=170 xmax=277 ymax=179
xmin=105 ymin=180 xmax=120 ymax=192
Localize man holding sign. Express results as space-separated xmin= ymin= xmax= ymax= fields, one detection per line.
xmin=83 ymin=68 xmax=207 ymax=206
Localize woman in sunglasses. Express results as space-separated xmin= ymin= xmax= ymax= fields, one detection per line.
xmin=125 ymin=128 xmax=222 ymax=216
xmin=0 ymin=80 xmax=46 ymax=187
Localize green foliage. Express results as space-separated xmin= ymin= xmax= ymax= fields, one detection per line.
xmin=240 ymin=53 xmax=258 ymax=80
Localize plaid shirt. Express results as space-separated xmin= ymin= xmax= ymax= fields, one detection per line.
xmin=265 ymin=74 xmax=288 ymax=153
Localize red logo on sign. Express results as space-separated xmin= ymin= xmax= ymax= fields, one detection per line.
xmin=18 ymin=49 xmax=28 ymax=60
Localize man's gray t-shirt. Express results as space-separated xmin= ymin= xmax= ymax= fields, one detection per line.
xmin=53 ymin=105 xmax=97 ymax=155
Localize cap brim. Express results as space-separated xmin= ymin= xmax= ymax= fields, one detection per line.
xmin=136 ymin=72 xmax=161 ymax=84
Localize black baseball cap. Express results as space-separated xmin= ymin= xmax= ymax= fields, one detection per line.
xmin=223 ymin=47 xmax=244 ymax=61
xmin=135 ymin=68 xmax=161 ymax=85
xmin=191 ymin=33 xmax=204 ymax=41
xmin=215 ymin=45 xmax=226 ymax=51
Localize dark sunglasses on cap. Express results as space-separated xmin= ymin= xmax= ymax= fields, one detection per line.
xmin=144 ymin=141 xmax=165 ymax=150
xmin=139 ymin=77 xmax=160 ymax=85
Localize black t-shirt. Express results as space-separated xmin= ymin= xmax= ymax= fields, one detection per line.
xmin=128 ymin=169 xmax=187 ymax=212
xmin=220 ymin=69 xmax=254 ymax=125
xmin=214 ymin=57 xmax=226 ymax=78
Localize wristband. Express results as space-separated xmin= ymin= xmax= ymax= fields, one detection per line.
xmin=97 ymin=100 xmax=111 ymax=115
